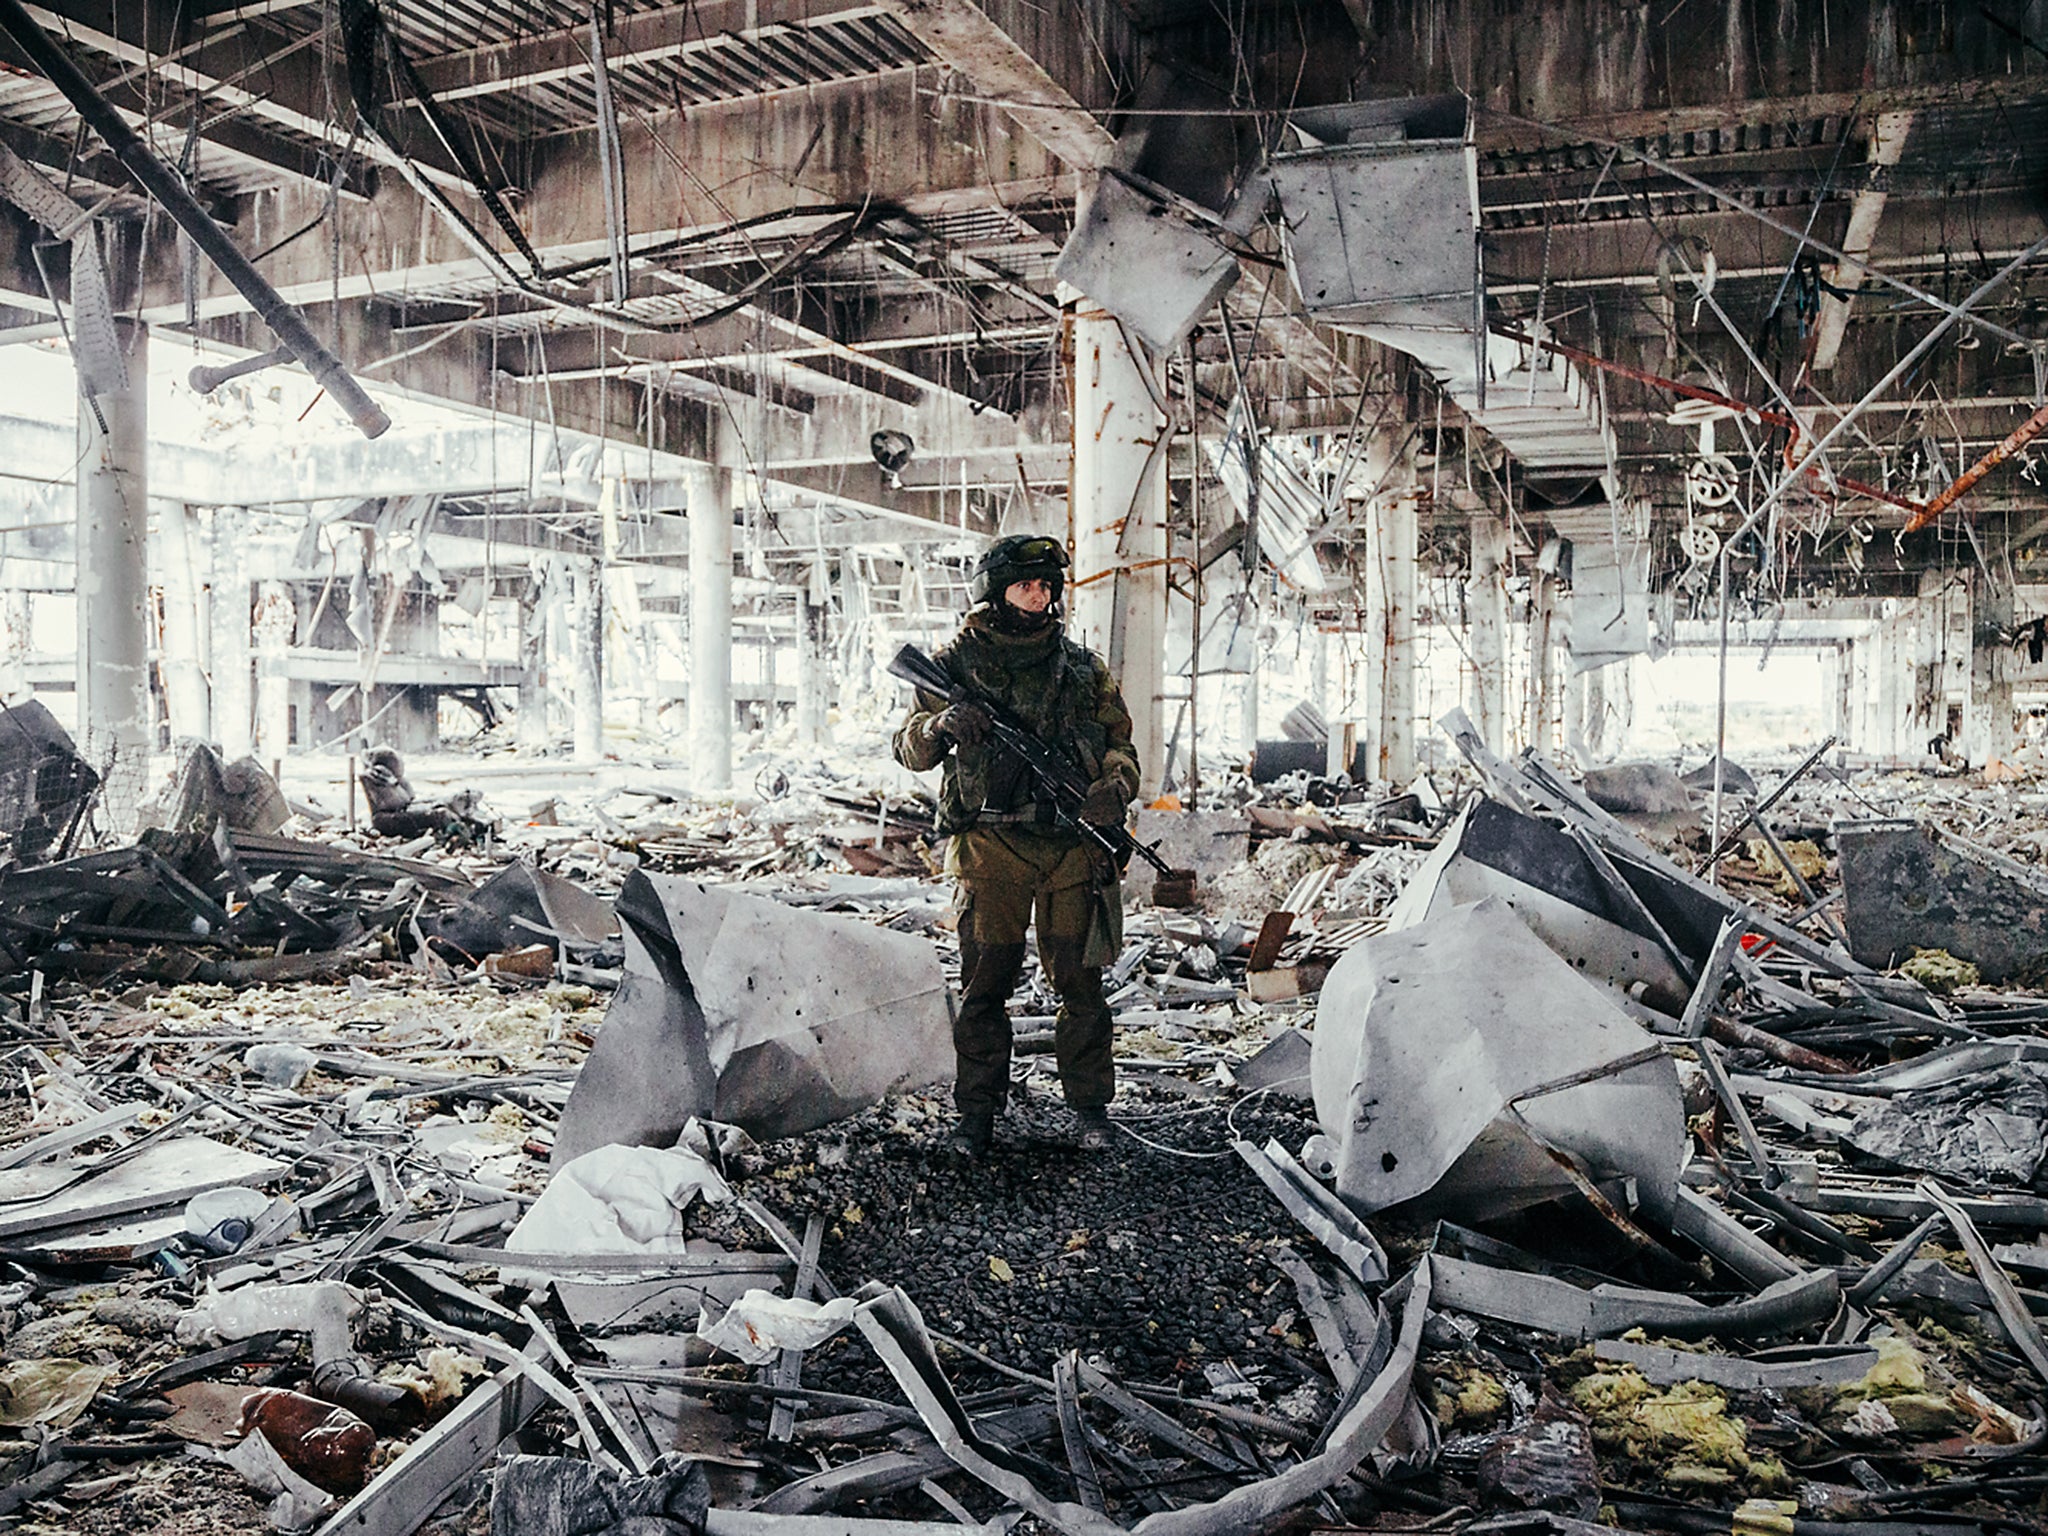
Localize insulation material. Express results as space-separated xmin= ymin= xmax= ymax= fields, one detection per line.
xmin=504 ymin=1142 xmax=731 ymax=1284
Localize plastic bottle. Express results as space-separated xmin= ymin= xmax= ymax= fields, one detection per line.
xmin=182 ymin=1187 xmax=271 ymax=1254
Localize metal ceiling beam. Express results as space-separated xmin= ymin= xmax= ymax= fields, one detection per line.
xmin=9 ymin=0 xmax=474 ymax=196
xmin=410 ymin=0 xmax=895 ymax=103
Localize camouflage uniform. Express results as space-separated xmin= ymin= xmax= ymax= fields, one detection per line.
xmin=893 ymin=610 xmax=1140 ymax=1117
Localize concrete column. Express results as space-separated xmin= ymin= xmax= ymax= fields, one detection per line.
xmin=1872 ymin=605 xmax=1908 ymax=758
xmin=1240 ymin=665 xmax=1260 ymax=754
xmin=0 ymin=589 xmax=28 ymax=702
xmin=1467 ymin=506 xmax=1508 ymax=755
xmin=794 ymin=579 xmax=831 ymax=748
xmin=156 ymin=500 xmax=208 ymax=744
xmin=253 ymin=579 xmax=295 ymax=766
xmin=76 ymin=318 xmax=150 ymax=825
xmin=1910 ymin=568 xmax=1945 ymax=750
xmin=1967 ymin=568 xmax=2017 ymax=767
xmin=1070 ymin=305 xmax=1168 ymax=798
xmin=1573 ymin=662 xmax=1608 ymax=761
xmin=688 ymin=458 xmax=734 ymax=792
xmin=1308 ymin=628 xmax=1329 ymax=721
xmin=516 ymin=567 xmax=549 ymax=751
xmin=1526 ymin=570 xmax=1558 ymax=754
xmin=209 ymin=506 xmax=253 ymax=759
xmin=1830 ymin=642 xmax=1855 ymax=748
xmin=571 ymin=557 xmax=604 ymax=762
xmin=1366 ymin=481 xmax=1418 ymax=784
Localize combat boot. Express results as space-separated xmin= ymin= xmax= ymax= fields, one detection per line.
xmin=949 ymin=1111 xmax=994 ymax=1158
xmin=1075 ymin=1107 xmax=1115 ymax=1152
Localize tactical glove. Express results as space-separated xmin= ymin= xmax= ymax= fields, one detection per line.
xmin=934 ymin=702 xmax=991 ymax=749
xmin=1080 ymin=778 xmax=1128 ymax=827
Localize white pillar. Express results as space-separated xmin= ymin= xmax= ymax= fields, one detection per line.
xmin=1526 ymin=571 xmax=1557 ymax=754
xmin=571 ymin=557 xmax=604 ymax=762
xmin=1365 ymin=477 xmax=1419 ymax=784
xmin=0 ymin=589 xmax=28 ymax=702
xmin=253 ymin=579 xmax=294 ymax=766
xmin=1966 ymin=569 xmax=2017 ymax=767
xmin=1843 ymin=643 xmax=1859 ymax=753
xmin=76 ymin=318 xmax=150 ymax=827
xmin=794 ymin=578 xmax=830 ymax=748
xmin=517 ymin=566 xmax=549 ymax=751
xmin=1910 ymin=568 xmax=1943 ymax=750
xmin=157 ymin=500 xmax=208 ymax=744
xmin=688 ymin=459 xmax=734 ymax=792
xmin=1070 ymin=305 xmax=1167 ymax=800
xmin=1467 ymin=505 xmax=1508 ymax=756
xmin=1872 ymin=605 xmax=1907 ymax=758
xmin=208 ymin=506 xmax=253 ymax=759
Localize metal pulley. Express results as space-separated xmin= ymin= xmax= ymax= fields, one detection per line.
xmin=1686 ymin=454 xmax=1740 ymax=507
xmin=1679 ymin=521 xmax=1722 ymax=565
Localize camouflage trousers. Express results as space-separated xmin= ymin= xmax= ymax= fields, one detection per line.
xmin=949 ymin=827 xmax=1119 ymax=1117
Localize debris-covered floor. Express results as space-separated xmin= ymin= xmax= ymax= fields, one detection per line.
xmin=16 ymin=728 xmax=2048 ymax=1536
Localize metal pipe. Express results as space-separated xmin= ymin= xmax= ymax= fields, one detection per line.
xmin=0 ymin=0 xmax=391 ymax=439
xmin=188 ymin=344 xmax=294 ymax=395
xmin=1902 ymin=396 xmax=2048 ymax=533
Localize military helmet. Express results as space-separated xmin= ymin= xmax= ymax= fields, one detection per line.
xmin=969 ymin=534 xmax=1070 ymax=607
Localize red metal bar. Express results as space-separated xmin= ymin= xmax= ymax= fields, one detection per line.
xmin=1901 ymin=397 xmax=2048 ymax=533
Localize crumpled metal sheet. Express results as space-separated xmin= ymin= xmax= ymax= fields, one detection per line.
xmin=1386 ymin=797 xmax=1702 ymax=1016
xmin=1841 ymin=1062 xmax=2048 ymax=1187
xmin=553 ymin=871 xmax=953 ymax=1164
xmin=1311 ymin=897 xmax=1686 ymax=1222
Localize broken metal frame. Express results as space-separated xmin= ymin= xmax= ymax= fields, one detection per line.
xmin=1231 ymin=1136 xmax=1389 ymax=1284
xmin=1441 ymin=708 xmax=1963 ymax=1040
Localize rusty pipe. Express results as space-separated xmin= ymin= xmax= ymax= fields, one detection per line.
xmin=1901 ymin=396 xmax=2048 ymax=533
xmin=0 ymin=0 xmax=390 ymax=439
xmin=189 ymin=344 xmax=295 ymax=395
xmin=1492 ymin=324 xmax=1926 ymax=518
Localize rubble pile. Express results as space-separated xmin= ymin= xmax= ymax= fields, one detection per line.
xmin=13 ymin=718 xmax=2048 ymax=1535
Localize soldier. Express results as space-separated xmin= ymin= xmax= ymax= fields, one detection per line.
xmin=893 ymin=535 xmax=1140 ymax=1157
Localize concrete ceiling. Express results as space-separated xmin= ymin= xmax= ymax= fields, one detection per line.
xmin=0 ymin=0 xmax=2043 ymax=604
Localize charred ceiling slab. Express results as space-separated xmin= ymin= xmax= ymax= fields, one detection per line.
xmin=1836 ymin=819 xmax=2048 ymax=982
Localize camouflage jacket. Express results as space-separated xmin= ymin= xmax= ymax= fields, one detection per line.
xmin=892 ymin=611 xmax=1140 ymax=837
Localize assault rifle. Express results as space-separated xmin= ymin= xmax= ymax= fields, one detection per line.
xmin=888 ymin=642 xmax=1176 ymax=877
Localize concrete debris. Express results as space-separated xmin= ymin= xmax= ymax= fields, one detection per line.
xmin=1584 ymin=762 xmax=1695 ymax=816
xmin=10 ymin=731 xmax=2048 ymax=1536
xmin=1837 ymin=817 xmax=2048 ymax=980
